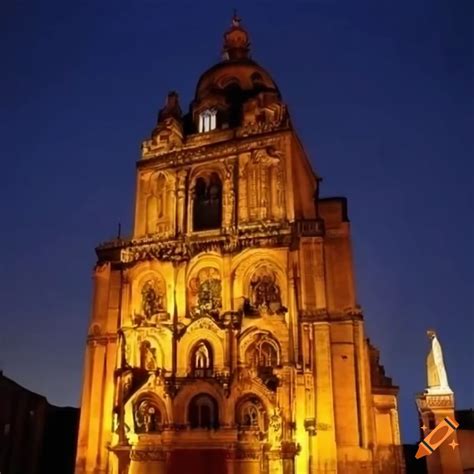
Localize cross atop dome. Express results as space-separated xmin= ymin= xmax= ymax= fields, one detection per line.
xmin=222 ymin=11 xmax=250 ymax=60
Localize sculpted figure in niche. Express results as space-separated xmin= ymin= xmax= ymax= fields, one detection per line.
xmin=136 ymin=278 xmax=167 ymax=325
xmin=189 ymin=267 xmax=222 ymax=319
xmin=191 ymin=341 xmax=213 ymax=377
xmin=140 ymin=341 xmax=157 ymax=371
xmin=244 ymin=148 xmax=284 ymax=222
xmin=134 ymin=399 xmax=162 ymax=434
xmin=142 ymin=280 xmax=164 ymax=317
xmin=268 ymin=407 xmax=283 ymax=446
xmin=249 ymin=267 xmax=283 ymax=315
xmin=195 ymin=344 xmax=210 ymax=369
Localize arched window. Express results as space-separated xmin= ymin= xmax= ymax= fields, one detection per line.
xmin=190 ymin=341 xmax=214 ymax=377
xmin=134 ymin=399 xmax=162 ymax=433
xmin=246 ymin=339 xmax=279 ymax=368
xmin=236 ymin=397 xmax=266 ymax=432
xmin=199 ymin=109 xmax=217 ymax=132
xmin=192 ymin=173 xmax=222 ymax=231
xmin=246 ymin=338 xmax=280 ymax=391
xmin=188 ymin=394 xmax=219 ymax=429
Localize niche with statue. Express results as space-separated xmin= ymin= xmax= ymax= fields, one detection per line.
xmin=133 ymin=277 xmax=169 ymax=326
xmin=242 ymin=266 xmax=287 ymax=317
xmin=134 ymin=398 xmax=163 ymax=434
xmin=188 ymin=267 xmax=222 ymax=319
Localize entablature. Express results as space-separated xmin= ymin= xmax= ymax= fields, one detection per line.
xmin=139 ymin=127 xmax=290 ymax=169
xmin=96 ymin=218 xmax=325 ymax=265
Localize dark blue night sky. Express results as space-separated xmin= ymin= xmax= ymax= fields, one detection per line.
xmin=1 ymin=0 xmax=472 ymax=443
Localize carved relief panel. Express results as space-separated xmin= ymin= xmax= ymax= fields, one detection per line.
xmin=222 ymin=159 xmax=236 ymax=230
xmin=132 ymin=275 xmax=168 ymax=326
xmin=238 ymin=147 xmax=285 ymax=224
xmin=243 ymin=265 xmax=285 ymax=317
xmin=134 ymin=398 xmax=163 ymax=433
xmin=187 ymin=267 xmax=222 ymax=319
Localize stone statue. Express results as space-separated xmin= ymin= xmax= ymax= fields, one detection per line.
xmin=141 ymin=280 xmax=163 ymax=319
xmin=134 ymin=400 xmax=161 ymax=434
xmin=140 ymin=341 xmax=157 ymax=371
xmin=426 ymin=330 xmax=452 ymax=394
xmin=268 ymin=407 xmax=283 ymax=446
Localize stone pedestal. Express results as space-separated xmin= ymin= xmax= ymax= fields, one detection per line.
xmin=416 ymin=392 xmax=463 ymax=474
xmin=267 ymin=449 xmax=283 ymax=474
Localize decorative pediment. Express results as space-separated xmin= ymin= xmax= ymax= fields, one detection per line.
xmin=184 ymin=315 xmax=222 ymax=335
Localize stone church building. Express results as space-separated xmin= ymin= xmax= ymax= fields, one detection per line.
xmin=75 ymin=15 xmax=405 ymax=474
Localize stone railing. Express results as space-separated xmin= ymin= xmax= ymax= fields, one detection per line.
xmin=294 ymin=219 xmax=324 ymax=237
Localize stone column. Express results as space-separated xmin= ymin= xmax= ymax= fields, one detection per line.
xmin=129 ymin=448 xmax=167 ymax=474
xmin=267 ymin=449 xmax=283 ymax=474
xmin=287 ymin=263 xmax=298 ymax=364
xmin=223 ymin=160 xmax=235 ymax=230
xmin=92 ymin=262 xmax=111 ymax=329
xmin=110 ymin=446 xmax=131 ymax=474
xmin=238 ymin=153 xmax=250 ymax=223
xmin=85 ymin=340 xmax=107 ymax=473
xmin=74 ymin=340 xmax=93 ymax=474
xmin=353 ymin=321 xmax=369 ymax=449
xmin=280 ymin=442 xmax=298 ymax=474
xmin=176 ymin=169 xmax=187 ymax=235
xmin=120 ymin=270 xmax=131 ymax=328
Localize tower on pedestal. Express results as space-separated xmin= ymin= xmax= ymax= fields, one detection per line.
xmin=74 ymin=15 xmax=405 ymax=474
xmin=416 ymin=331 xmax=463 ymax=474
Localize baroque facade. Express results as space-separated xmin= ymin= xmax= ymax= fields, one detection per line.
xmin=75 ymin=16 xmax=404 ymax=474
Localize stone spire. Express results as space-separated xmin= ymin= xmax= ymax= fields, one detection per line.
xmin=222 ymin=11 xmax=250 ymax=60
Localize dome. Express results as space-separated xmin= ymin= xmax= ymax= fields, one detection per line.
xmin=195 ymin=58 xmax=280 ymax=102
xmin=189 ymin=14 xmax=284 ymax=133
xmin=194 ymin=14 xmax=281 ymax=103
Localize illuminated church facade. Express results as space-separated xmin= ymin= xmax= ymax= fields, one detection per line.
xmin=75 ymin=16 xmax=405 ymax=474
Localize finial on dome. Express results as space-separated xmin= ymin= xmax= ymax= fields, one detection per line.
xmin=223 ymin=11 xmax=250 ymax=60
xmin=232 ymin=9 xmax=241 ymax=27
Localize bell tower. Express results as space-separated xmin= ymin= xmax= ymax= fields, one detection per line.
xmin=75 ymin=15 xmax=405 ymax=474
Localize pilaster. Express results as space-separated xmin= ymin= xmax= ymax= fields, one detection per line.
xmin=312 ymin=322 xmax=337 ymax=473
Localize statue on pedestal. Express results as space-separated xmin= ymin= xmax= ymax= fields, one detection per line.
xmin=425 ymin=330 xmax=452 ymax=394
